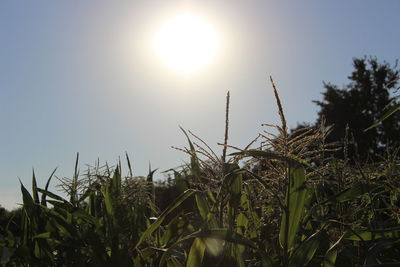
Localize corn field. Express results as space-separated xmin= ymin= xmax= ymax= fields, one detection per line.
xmin=1 ymin=81 xmax=400 ymax=266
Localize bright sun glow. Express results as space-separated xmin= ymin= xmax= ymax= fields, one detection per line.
xmin=153 ymin=14 xmax=219 ymax=73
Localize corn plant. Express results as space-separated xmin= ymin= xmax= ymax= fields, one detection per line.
xmin=1 ymin=80 xmax=400 ymax=266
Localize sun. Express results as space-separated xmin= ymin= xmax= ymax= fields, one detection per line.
xmin=153 ymin=14 xmax=219 ymax=73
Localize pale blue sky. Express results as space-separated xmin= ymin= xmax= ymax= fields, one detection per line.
xmin=1 ymin=1 xmax=399 ymax=209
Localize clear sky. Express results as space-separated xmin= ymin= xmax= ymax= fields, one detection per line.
xmin=1 ymin=1 xmax=399 ymax=209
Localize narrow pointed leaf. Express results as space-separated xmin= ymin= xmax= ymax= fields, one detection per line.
xmin=125 ymin=152 xmax=133 ymax=177
xmin=32 ymin=169 xmax=39 ymax=204
xmin=323 ymin=233 xmax=345 ymax=267
xmin=112 ymin=167 xmax=121 ymax=193
xmin=279 ymin=166 xmax=308 ymax=250
xmin=103 ymin=185 xmax=113 ymax=216
xmin=345 ymin=227 xmax=400 ymax=241
xmin=20 ymin=181 xmax=34 ymax=209
xmin=289 ymin=231 xmax=322 ymax=267
xmin=37 ymin=188 xmax=69 ymax=203
xmin=365 ymin=103 xmax=400 ymax=131
xmin=186 ymin=238 xmax=206 ymax=267
xmin=334 ymin=182 xmax=381 ymax=202
xmin=135 ymin=189 xmax=196 ymax=248
xmin=195 ymin=193 xmax=210 ymax=220
xmin=41 ymin=168 xmax=57 ymax=206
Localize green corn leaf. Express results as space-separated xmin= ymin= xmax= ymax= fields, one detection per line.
xmin=199 ymin=228 xmax=273 ymax=265
xmin=169 ymin=257 xmax=184 ymax=267
xmin=78 ymin=188 xmax=94 ymax=203
xmin=179 ymin=126 xmax=195 ymax=151
xmin=46 ymin=200 xmax=74 ymax=211
xmin=160 ymin=228 xmax=270 ymax=266
xmin=329 ymin=182 xmax=382 ymax=203
xmin=197 ymin=228 xmax=258 ymax=249
xmin=33 ymin=232 xmax=52 ymax=239
xmin=236 ymin=213 xmax=248 ymax=235
xmin=289 ymin=230 xmax=322 ymax=267
xmin=179 ymin=127 xmax=201 ymax=179
xmin=203 ymin=238 xmax=224 ymax=257
xmin=159 ymin=231 xmax=200 ymax=266
xmin=230 ymin=149 xmax=311 ymax=168
xmin=345 ymin=227 xmax=400 ymax=241
xmin=34 ymin=240 xmax=41 ymax=259
xmin=147 ymin=166 xmax=157 ymax=182
xmin=125 ymin=152 xmax=133 ymax=177
xmin=223 ymin=164 xmax=244 ymax=225
xmin=72 ymin=209 xmax=99 ymax=225
xmin=225 ymin=164 xmax=242 ymax=198
xmin=44 ymin=211 xmax=77 ymax=239
xmin=323 ymin=233 xmax=345 ymax=267
xmin=224 ymin=166 xmax=244 ymax=228
xmin=162 ymin=215 xmax=193 ymax=246
xmin=21 ymin=211 xmax=29 ymax=245
xmin=279 ymin=166 xmax=308 ymax=251
xmin=195 ymin=193 xmax=210 ymax=220
xmin=186 ymin=238 xmax=206 ymax=267
xmin=112 ymin=166 xmax=121 ymax=194
xmin=196 ymin=193 xmax=218 ymax=228
xmin=20 ymin=181 xmax=34 ymax=209
xmin=137 ymin=247 xmax=160 ymax=260
xmin=41 ymin=168 xmax=57 ymax=206
xmin=365 ymin=102 xmax=400 ymax=131
xmin=32 ymin=169 xmax=39 ymax=204
xmin=70 ymin=152 xmax=79 ymax=205
xmin=206 ymin=188 xmax=216 ymax=203
xmin=37 ymin=188 xmax=69 ymax=203
xmin=225 ymin=242 xmax=245 ymax=267
xmin=323 ymin=248 xmax=337 ymax=267
xmin=103 ymin=185 xmax=113 ymax=216
xmin=147 ymin=166 xmax=157 ymax=207
xmin=135 ymin=189 xmax=196 ymax=248
xmin=88 ymin=190 xmax=96 ymax=216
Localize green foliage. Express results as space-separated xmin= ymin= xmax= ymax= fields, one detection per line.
xmin=365 ymin=101 xmax=400 ymax=131
xmin=1 ymin=75 xmax=400 ymax=266
xmin=279 ymin=166 xmax=308 ymax=252
xmin=314 ymin=57 xmax=400 ymax=161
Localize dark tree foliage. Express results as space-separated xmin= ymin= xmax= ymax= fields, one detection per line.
xmin=0 ymin=205 xmax=22 ymax=236
xmin=314 ymin=57 xmax=400 ymax=161
xmin=0 ymin=205 xmax=6 ymax=222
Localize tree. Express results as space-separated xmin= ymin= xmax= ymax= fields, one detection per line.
xmin=0 ymin=205 xmax=7 ymax=222
xmin=314 ymin=57 xmax=400 ymax=161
